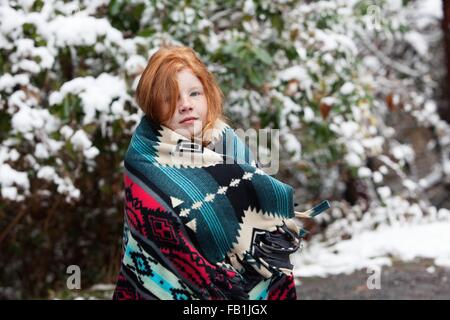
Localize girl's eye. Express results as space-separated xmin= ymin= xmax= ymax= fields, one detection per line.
xmin=190 ymin=91 xmax=201 ymax=97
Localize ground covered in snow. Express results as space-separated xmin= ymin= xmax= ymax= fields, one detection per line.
xmin=293 ymin=220 xmax=450 ymax=278
xmin=292 ymin=219 xmax=450 ymax=299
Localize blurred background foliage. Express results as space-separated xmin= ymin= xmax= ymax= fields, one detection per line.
xmin=0 ymin=0 xmax=449 ymax=298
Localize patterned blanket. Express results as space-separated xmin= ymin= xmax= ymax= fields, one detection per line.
xmin=113 ymin=115 xmax=306 ymax=300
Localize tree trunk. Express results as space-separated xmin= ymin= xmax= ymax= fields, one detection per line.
xmin=441 ymin=0 xmax=450 ymax=122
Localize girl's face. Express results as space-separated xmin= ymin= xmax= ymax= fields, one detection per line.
xmin=163 ymin=68 xmax=208 ymax=140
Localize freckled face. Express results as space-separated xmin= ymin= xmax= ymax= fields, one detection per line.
xmin=163 ymin=68 xmax=208 ymax=140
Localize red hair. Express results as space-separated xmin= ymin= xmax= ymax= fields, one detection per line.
xmin=135 ymin=45 xmax=227 ymax=139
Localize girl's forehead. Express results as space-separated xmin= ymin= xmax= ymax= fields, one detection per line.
xmin=177 ymin=69 xmax=198 ymax=80
xmin=177 ymin=71 xmax=203 ymax=90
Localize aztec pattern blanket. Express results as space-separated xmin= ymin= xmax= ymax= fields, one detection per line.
xmin=113 ymin=115 xmax=305 ymax=300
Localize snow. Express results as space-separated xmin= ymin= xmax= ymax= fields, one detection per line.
xmin=197 ymin=18 xmax=212 ymax=31
xmin=1 ymin=186 xmax=18 ymax=200
xmin=125 ymin=55 xmax=147 ymax=75
xmin=418 ymin=165 xmax=443 ymax=189
xmin=405 ymin=31 xmax=428 ymax=56
xmin=184 ymin=7 xmax=196 ymax=25
xmin=391 ymin=143 xmax=415 ymax=162
xmin=70 ymin=130 xmax=92 ymax=150
xmin=321 ymin=96 xmax=337 ymax=106
xmin=14 ymin=38 xmax=34 ymax=55
xmin=302 ymin=106 xmax=315 ymax=122
xmin=345 ymin=152 xmax=362 ymax=167
xmin=377 ymin=186 xmax=392 ymax=199
xmin=313 ymin=29 xmax=358 ymax=55
xmin=15 ymin=59 xmax=41 ymax=74
xmin=347 ymin=140 xmax=365 ymax=156
xmin=0 ymin=74 xmax=29 ymax=93
xmin=322 ymin=53 xmax=334 ymax=65
xmin=424 ymin=100 xmax=437 ymax=114
xmin=361 ymin=137 xmax=384 ymax=152
xmin=294 ymin=220 xmax=450 ymax=277
xmin=403 ymin=179 xmax=417 ymax=192
xmin=277 ymin=65 xmax=310 ymax=84
xmin=50 ymin=73 xmax=129 ymax=125
xmin=0 ymin=163 xmax=29 ymax=189
xmin=45 ymin=12 xmax=123 ymax=48
xmin=9 ymin=38 xmax=54 ymax=71
xmin=340 ymin=121 xmax=359 ymax=138
xmin=88 ymin=283 xmax=116 ymax=291
xmin=379 ymin=165 xmax=389 ymax=175
xmin=412 ymin=0 xmax=443 ymax=29
xmin=340 ymin=82 xmax=355 ymax=95
xmin=55 ymin=177 xmax=81 ymax=200
xmin=426 ymin=265 xmax=436 ymax=273
xmin=84 ymin=146 xmax=100 ymax=159
xmin=435 ymin=257 xmax=450 ymax=268
xmin=9 ymin=149 xmax=20 ymax=162
xmin=34 ymin=143 xmax=50 ymax=159
xmin=37 ymin=166 xmax=57 ymax=181
xmin=357 ymin=167 xmax=372 ymax=178
xmin=10 ymin=107 xmax=39 ymax=133
xmin=282 ymin=132 xmax=302 ymax=161
xmin=11 ymin=105 xmax=60 ymax=134
xmin=243 ymin=0 xmax=256 ymax=15
xmin=372 ymin=171 xmax=383 ymax=183
xmin=0 ymin=6 xmax=25 ymax=43
xmin=47 ymin=139 xmax=64 ymax=153
xmin=386 ymin=0 xmax=403 ymax=11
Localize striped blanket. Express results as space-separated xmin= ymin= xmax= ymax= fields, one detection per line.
xmin=113 ymin=115 xmax=304 ymax=300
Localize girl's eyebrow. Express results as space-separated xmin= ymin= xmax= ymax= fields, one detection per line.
xmin=189 ymin=86 xmax=202 ymax=90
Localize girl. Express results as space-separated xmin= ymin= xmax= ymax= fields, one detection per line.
xmin=112 ymin=45 xmax=302 ymax=300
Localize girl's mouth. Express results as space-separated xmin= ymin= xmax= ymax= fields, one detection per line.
xmin=179 ymin=117 xmax=198 ymax=124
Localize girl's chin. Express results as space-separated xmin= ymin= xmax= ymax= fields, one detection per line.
xmin=173 ymin=127 xmax=201 ymax=140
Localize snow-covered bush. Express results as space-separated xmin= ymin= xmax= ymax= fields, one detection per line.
xmin=0 ymin=0 xmax=449 ymax=297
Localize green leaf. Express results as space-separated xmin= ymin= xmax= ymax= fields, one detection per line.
xmin=248 ymin=67 xmax=264 ymax=87
xmin=137 ymin=27 xmax=156 ymax=37
xmin=32 ymin=0 xmax=44 ymax=12
xmin=270 ymin=14 xmax=284 ymax=35
xmin=0 ymin=112 xmax=12 ymax=139
xmin=109 ymin=0 xmax=123 ymax=17
xmin=22 ymin=23 xmax=37 ymax=38
xmin=253 ymin=47 xmax=272 ymax=65
xmin=284 ymin=45 xmax=298 ymax=60
xmin=83 ymin=123 xmax=98 ymax=135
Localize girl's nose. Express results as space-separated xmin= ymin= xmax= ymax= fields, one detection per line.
xmin=178 ymin=96 xmax=193 ymax=113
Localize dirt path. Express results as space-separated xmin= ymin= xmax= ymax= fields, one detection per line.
xmin=295 ymin=259 xmax=450 ymax=299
